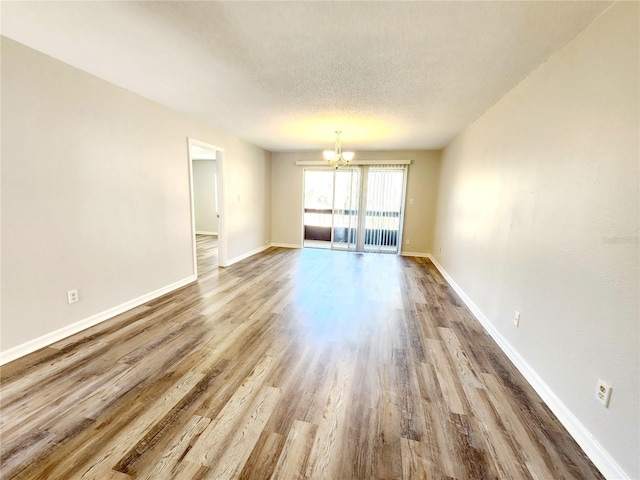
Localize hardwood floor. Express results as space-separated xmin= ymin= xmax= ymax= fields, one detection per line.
xmin=196 ymin=234 xmax=218 ymax=274
xmin=0 ymin=239 xmax=603 ymax=479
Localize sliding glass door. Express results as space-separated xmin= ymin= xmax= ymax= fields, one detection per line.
xmin=303 ymin=165 xmax=407 ymax=254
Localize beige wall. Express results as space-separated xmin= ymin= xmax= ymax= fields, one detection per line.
xmin=193 ymin=160 xmax=218 ymax=234
xmin=433 ymin=3 xmax=638 ymax=477
xmin=1 ymin=37 xmax=271 ymax=352
xmin=271 ymin=150 xmax=440 ymax=254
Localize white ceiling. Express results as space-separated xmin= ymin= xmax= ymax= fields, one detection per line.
xmin=1 ymin=1 xmax=611 ymax=152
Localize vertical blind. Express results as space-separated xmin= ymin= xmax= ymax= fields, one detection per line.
xmin=363 ymin=165 xmax=407 ymax=253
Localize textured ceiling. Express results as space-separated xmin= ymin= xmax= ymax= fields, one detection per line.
xmin=1 ymin=1 xmax=611 ymax=151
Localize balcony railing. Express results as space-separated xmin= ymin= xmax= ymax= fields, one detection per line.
xmin=303 ymin=208 xmax=399 ymax=247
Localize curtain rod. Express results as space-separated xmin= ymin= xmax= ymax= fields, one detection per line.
xmin=294 ymin=159 xmax=411 ymax=166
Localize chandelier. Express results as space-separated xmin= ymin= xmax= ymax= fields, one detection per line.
xmin=323 ymin=130 xmax=354 ymax=169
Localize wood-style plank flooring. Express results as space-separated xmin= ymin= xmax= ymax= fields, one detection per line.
xmin=0 ymin=238 xmax=603 ymax=479
xmin=196 ymin=234 xmax=218 ymax=274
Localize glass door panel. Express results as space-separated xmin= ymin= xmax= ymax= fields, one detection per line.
xmin=303 ymin=170 xmax=334 ymax=249
xmin=332 ymin=168 xmax=360 ymax=251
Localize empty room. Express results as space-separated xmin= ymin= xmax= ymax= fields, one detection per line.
xmin=1 ymin=2 xmax=638 ymax=480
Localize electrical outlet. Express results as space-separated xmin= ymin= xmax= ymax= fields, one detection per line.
xmin=513 ymin=311 xmax=520 ymax=327
xmin=67 ymin=289 xmax=79 ymax=304
xmin=406 ymin=238 xmax=410 ymax=245
xmin=439 ymin=247 xmax=442 ymax=254
xmin=595 ymin=379 xmax=612 ymax=407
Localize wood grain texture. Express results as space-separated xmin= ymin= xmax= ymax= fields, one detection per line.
xmin=0 ymin=239 xmax=604 ymax=479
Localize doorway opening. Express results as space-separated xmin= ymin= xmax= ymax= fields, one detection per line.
xmin=302 ymin=165 xmax=407 ymax=254
xmin=188 ymin=139 xmax=225 ymax=277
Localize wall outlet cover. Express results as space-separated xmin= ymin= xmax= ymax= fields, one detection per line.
xmin=595 ymin=379 xmax=612 ymax=407
xmin=67 ymin=289 xmax=79 ymax=304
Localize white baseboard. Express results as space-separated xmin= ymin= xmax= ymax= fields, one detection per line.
xmin=270 ymin=243 xmax=301 ymax=249
xmin=196 ymin=231 xmax=218 ymax=236
xmin=225 ymin=244 xmax=271 ymax=267
xmin=426 ymin=254 xmax=628 ymax=480
xmin=400 ymin=251 xmax=430 ymax=258
xmin=0 ymin=275 xmax=197 ymax=366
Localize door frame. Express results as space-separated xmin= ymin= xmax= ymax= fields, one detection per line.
xmin=188 ymin=138 xmax=226 ymax=276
